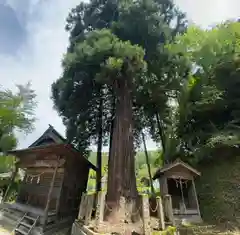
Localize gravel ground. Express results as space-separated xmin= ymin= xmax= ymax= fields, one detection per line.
xmin=0 ymin=227 xmax=12 ymax=235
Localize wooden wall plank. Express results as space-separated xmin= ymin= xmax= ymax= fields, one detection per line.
xmin=19 ymin=159 xmax=65 ymax=168
xmin=20 ymin=184 xmax=61 ymax=197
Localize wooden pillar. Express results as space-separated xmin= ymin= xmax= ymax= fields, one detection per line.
xmin=95 ymin=191 xmax=106 ymax=232
xmin=165 ymin=194 xmax=175 ymax=226
xmin=43 ymin=157 xmax=60 ymax=230
xmin=84 ymin=194 xmax=94 ymax=225
xmin=156 ymin=196 xmax=165 ymax=230
xmin=160 ymin=176 xmax=168 ymax=196
xmin=77 ymin=193 xmax=85 ymax=220
xmin=3 ymin=162 xmax=19 ymax=202
xmin=142 ymin=195 xmax=151 ymax=235
xmin=55 ymin=170 xmax=64 ymax=218
xmin=192 ymin=178 xmax=201 ymax=216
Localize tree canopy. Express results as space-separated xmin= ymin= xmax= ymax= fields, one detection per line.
xmin=0 ymin=82 xmax=36 ymax=172
xmin=52 ymin=0 xmax=188 ymax=221
xmin=166 ymin=21 xmax=240 ymax=163
xmin=52 ymin=0 xmax=188 ymax=156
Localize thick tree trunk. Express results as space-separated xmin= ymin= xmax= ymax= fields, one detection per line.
xmin=107 ymin=94 xmax=115 ymax=194
xmin=106 ymin=78 xmax=138 ymax=223
xmin=96 ymin=94 xmax=103 ymax=192
xmin=142 ymin=132 xmax=155 ymax=195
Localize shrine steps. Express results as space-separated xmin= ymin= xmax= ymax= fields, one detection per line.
xmin=0 ymin=205 xmax=74 ymax=235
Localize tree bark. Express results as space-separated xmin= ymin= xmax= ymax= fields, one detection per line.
xmin=156 ymin=112 xmax=165 ymax=153
xmin=142 ymin=132 xmax=155 ymax=195
xmin=108 ymin=92 xmax=115 ymax=160
xmin=106 ymin=78 xmax=138 ymax=222
xmin=96 ymin=93 xmax=103 ymax=192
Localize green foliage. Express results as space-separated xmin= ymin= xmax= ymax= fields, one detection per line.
xmin=0 ymin=83 xmax=36 ymax=201
xmin=152 ymin=226 xmax=176 ymax=235
xmin=88 ymin=150 xmax=162 ymax=168
xmin=0 ymin=83 xmax=36 ymax=176
xmin=64 ymin=29 xmax=146 ymax=84
xmin=0 ymin=155 xmax=15 ymax=173
xmin=165 ymin=21 xmax=240 ymax=163
xmin=87 ymin=151 xmax=161 ymax=194
xmin=53 ymin=0 xmax=188 ymax=158
xmin=0 ymin=83 xmax=36 ymax=135
xmin=168 ymin=22 xmax=240 ymax=73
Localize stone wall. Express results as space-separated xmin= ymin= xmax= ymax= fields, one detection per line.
xmin=196 ymin=155 xmax=240 ymax=226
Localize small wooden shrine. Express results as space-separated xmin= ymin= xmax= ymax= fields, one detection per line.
xmin=153 ymin=159 xmax=202 ymax=223
xmin=0 ymin=125 xmax=96 ymax=235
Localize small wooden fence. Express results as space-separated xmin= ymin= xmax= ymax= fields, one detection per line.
xmin=77 ymin=193 xmax=96 ymax=226
xmin=77 ymin=192 xmax=175 ymax=235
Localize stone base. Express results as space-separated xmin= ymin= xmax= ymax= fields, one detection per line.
xmin=174 ymin=215 xmax=203 ymax=225
xmin=72 ymin=221 xmax=111 ymax=235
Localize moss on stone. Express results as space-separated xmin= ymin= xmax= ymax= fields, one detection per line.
xmin=196 ymin=155 xmax=240 ymax=226
xmin=152 ymin=226 xmax=176 ymax=235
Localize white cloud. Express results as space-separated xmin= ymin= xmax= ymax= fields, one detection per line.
xmin=175 ymin=0 xmax=240 ymax=28
xmin=0 ymin=0 xmax=79 ymax=148
xmin=0 ymin=0 xmax=239 ymax=151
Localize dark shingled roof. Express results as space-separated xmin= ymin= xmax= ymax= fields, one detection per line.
xmin=29 ymin=124 xmax=66 ymax=147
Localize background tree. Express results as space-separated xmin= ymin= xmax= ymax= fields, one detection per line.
xmin=0 ymin=82 xmax=36 ymax=200
xmin=0 ymin=83 xmax=36 ymax=153
xmin=165 ymin=21 xmax=240 ymax=163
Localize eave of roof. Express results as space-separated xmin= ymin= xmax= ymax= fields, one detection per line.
xmin=8 ymin=143 xmax=97 ymax=171
xmin=153 ymin=159 xmax=201 ymax=180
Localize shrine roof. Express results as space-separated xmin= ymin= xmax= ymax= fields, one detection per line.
xmin=8 ymin=143 xmax=97 ymax=171
xmin=153 ymin=158 xmax=201 ymax=180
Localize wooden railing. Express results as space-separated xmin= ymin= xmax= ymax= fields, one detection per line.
xmin=76 ymin=192 xmax=173 ymax=234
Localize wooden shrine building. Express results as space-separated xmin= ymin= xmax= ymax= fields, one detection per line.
xmin=0 ymin=125 xmax=96 ymax=235
xmin=153 ymin=159 xmax=202 ymax=223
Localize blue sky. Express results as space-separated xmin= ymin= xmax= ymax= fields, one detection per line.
xmin=0 ymin=0 xmax=239 ymax=151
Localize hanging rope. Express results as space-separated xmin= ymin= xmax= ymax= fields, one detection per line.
xmin=25 ymin=171 xmax=46 ymax=184
xmin=149 ymin=200 xmax=158 ymax=213
xmin=131 ymin=206 xmax=141 ymax=216
xmin=179 ymin=179 xmax=186 ymax=210
xmin=105 ymin=203 xmax=114 ymax=212
xmin=26 ymin=171 xmax=45 ymax=178
xmin=174 ymin=178 xmax=189 ymax=212
xmin=174 ymin=178 xmax=188 ymax=188
xmin=105 ymin=202 xmax=142 ymax=216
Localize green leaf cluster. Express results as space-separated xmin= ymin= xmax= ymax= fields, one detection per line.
xmin=166 ymin=21 xmax=240 ymax=163
xmin=0 ymin=83 xmax=36 ymax=152
xmin=64 ymin=29 xmax=146 ymax=84
xmin=0 ymin=83 xmax=36 ymax=174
